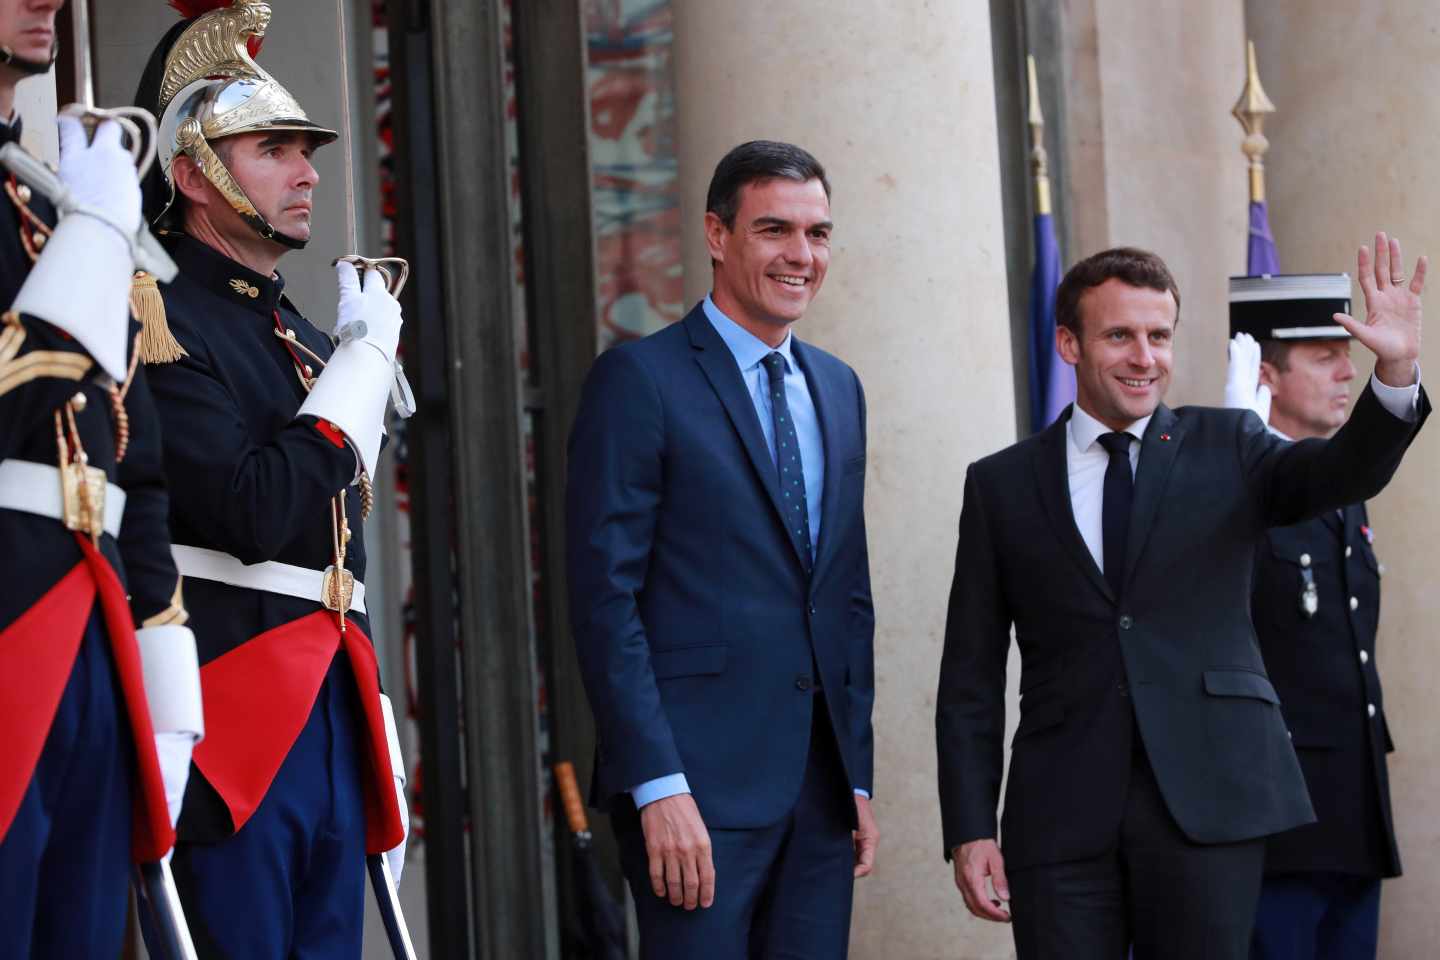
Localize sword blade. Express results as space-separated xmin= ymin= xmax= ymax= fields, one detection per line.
xmin=367 ymin=853 xmax=419 ymax=960
xmin=135 ymin=860 xmax=200 ymax=960
xmin=69 ymin=0 xmax=94 ymax=108
xmin=334 ymin=0 xmax=360 ymax=254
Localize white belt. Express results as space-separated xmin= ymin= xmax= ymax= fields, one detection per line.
xmin=0 ymin=459 xmax=125 ymax=538
xmin=171 ymin=544 xmax=367 ymax=615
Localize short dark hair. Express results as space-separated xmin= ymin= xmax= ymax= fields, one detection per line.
xmin=1055 ymin=246 xmax=1181 ymax=335
xmin=1260 ymin=339 xmax=1293 ymax=372
xmin=705 ymin=140 xmax=830 ymax=229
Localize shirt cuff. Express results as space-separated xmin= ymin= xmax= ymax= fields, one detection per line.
xmin=854 ymin=788 xmax=871 ymax=799
xmin=631 ymin=773 xmax=690 ymax=809
xmin=1370 ymin=364 xmax=1421 ymax=422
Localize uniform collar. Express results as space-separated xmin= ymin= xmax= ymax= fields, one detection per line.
xmin=0 ymin=115 xmax=22 ymax=147
xmin=167 ymin=233 xmax=288 ymax=317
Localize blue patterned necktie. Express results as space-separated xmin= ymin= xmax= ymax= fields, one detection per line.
xmin=763 ymin=351 xmax=812 ymax=573
xmin=1098 ymin=431 xmax=1133 ymax=597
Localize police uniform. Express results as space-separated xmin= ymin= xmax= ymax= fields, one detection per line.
xmin=0 ymin=108 xmax=202 ymax=954
xmin=134 ymin=4 xmax=408 ymax=957
xmin=1229 ymin=275 xmax=1399 ymax=960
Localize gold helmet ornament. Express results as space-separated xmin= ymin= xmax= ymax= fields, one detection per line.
xmin=136 ymin=0 xmax=336 ymax=249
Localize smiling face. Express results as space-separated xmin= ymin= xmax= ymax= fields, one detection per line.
xmin=0 ymin=0 xmax=59 ymax=85
xmin=1262 ymin=339 xmax=1356 ymax=440
xmin=1057 ymin=278 xmax=1176 ymax=430
xmin=705 ymin=176 xmax=832 ymax=346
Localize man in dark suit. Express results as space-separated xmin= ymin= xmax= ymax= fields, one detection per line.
xmin=936 ymin=240 xmax=1427 ymax=960
xmin=567 ymin=140 xmax=878 ymax=958
xmin=1223 ymin=276 xmax=1401 ymax=960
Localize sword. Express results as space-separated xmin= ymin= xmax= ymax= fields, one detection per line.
xmin=368 ymin=853 xmax=419 ymax=960
xmin=134 ymin=860 xmax=200 ymax=960
xmin=332 ymin=0 xmax=414 ymax=419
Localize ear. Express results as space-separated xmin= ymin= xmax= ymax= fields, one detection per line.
xmin=1258 ymin=360 xmax=1281 ymax=393
xmin=1056 ymin=324 xmax=1081 ymax=365
xmin=703 ymin=211 xmax=730 ymax=265
xmin=171 ymin=154 xmax=212 ymax=208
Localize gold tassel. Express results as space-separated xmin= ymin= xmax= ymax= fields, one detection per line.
xmin=130 ymin=271 xmax=188 ymax=364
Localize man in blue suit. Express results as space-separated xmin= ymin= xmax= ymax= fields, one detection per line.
xmin=567 ymin=140 xmax=878 ymax=957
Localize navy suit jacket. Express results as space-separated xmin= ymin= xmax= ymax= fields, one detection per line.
xmin=567 ymin=304 xmax=874 ymax=830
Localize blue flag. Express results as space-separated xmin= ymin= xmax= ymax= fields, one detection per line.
xmin=1247 ymin=199 xmax=1280 ymax=275
xmin=1029 ymin=211 xmax=1074 ymax=433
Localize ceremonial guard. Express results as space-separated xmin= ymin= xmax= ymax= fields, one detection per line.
xmin=1225 ymin=274 xmax=1403 ymax=960
xmin=0 ymin=1 xmax=204 ymax=955
xmin=132 ymin=1 xmax=409 ymax=955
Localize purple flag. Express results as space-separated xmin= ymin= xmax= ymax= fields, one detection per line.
xmin=1247 ymin=200 xmax=1280 ymax=276
xmin=1029 ymin=211 xmax=1074 ymax=433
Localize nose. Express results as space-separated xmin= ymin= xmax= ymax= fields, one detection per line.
xmin=297 ymin=156 xmax=319 ymax=190
xmin=1128 ymin=337 xmax=1154 ymax=368
xmin=784 ymin=230 xmax=813 ymax=266
xmin=1338 ymin=352 xmax=1357 ymax=381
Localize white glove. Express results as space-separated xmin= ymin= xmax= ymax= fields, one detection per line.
xmin=57 ymin=116 xmax=142 ymax=236
xmin=135 ymin=624 xmax=204 ymax=838
xmin=8 ymin=118 xmax=141 ymax=381
xmin=380 ymin=693 xmax=409 ymax=886
xmin=1224 ymin=332 xmax=1272 ymax=424
xmin=297 ymin=263 xmax=405 ymax=478
xmin=154 ymin=731 xmax=196 ymax=829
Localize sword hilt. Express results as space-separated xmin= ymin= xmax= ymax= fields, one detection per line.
xmin=58 ymin=103 xmax=161 ymax=179
xmin=334 ymin=254 xmax=410 ymax=299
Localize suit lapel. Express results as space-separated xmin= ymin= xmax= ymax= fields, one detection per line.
xmin=794 ymin=340 xmax=841 ymax=584
xmin=1123 ymin=405 xmax=1185 ymax=588
xmin=1033 ymin=409 xmax=1113 ymax=602
xmin=685 ymin=309 xmax=808 ymax=569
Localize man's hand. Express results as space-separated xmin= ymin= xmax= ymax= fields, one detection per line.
xmin=1224 ymin=332 xmax=1272 ymax=423
xmin=639 ymin=793 xmax=715 ymax=910
xmin=953 ymin=838 xmax=1011 ymax=923
xmin=853 ymin=794 xmax=879 ymax=878
xmin=1335 ymin=231 xmax=1427 ymax=387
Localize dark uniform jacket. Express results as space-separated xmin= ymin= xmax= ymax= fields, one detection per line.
xmin=1254 ymin=504 xmax=1400 ymax=878
xmin=0 ymin=127 xmax=183 ymax=635
xmin=143 ymin=235 xmax=372 ymax=843
xmin=937 ymin=388 xmax=1427 ymax=871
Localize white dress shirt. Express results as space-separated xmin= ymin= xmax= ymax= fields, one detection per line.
xmin=1065 ymin=370 xmax=1421 ymax=575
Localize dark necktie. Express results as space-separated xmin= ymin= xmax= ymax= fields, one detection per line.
xmin=1098 ymin=431 xmax=1133 ymax=597
xmin=762 ymin=351 xmax=812 ymax=572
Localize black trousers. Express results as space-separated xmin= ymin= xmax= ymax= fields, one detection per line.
xmin=613 ymin=696 xmax=856 ymax=959
xmin=1009 ymin=740 xmax=1266 ymax=960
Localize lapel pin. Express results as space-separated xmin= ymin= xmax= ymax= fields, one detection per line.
xmin=1159 ymin=433 xmax=1171 ymax=442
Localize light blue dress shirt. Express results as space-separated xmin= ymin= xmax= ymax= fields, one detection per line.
xmin=632 ymin=296 xmax=869 ymax=810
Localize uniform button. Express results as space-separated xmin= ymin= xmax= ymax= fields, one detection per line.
xmin=1117 ymin=682 xmax=1130 ymax=697
xmin=809 ymin=604 xmax=817 ymax=616
xmin=1350 ymin=596 xmax=1359 ymax=612
xmin=1300 ymin=553 xmax=1312 ymax=568
xmin=1345 ymin=545 xmax=1353 ymax=558
xmin=795 ymin=675 xmax=812 ymax=692
xmin=1118 ymin=615 xmax=1133 ymax=630
xmin=1368 ymin=703 xmax=1377 ymax=718
xmin=1360 ymin=649 xmax=1370 ymax=665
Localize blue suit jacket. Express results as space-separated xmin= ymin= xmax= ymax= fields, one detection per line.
xmin=567 ymin=304 xmax=875 ymax=829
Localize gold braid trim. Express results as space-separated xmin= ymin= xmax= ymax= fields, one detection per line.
xmin=141 ymin=577 xmax=190 ymax=628
xmin=130 ymin=272 xmax=188 ymax=364
xmin=0 ymin=349 xmax=92 ymax=398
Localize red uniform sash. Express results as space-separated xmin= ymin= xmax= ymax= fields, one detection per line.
xmin=191 ymin=610 xmax=404 ymax=854
xmin=0 ymin=536 xmax=175 ymax=862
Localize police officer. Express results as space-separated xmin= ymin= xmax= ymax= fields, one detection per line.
xmin=1225 ymin=271 xmax=1405 ymax=959
xmin=0 ymin=0 xmax=203 ymax=954
xmin=132 ymin=1 xmax=408 ymax=955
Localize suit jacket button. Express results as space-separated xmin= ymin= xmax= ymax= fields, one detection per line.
xmin=1368 ymin=703 xmax=1377 ymax=718
xmin=1345 ymin=545 xmax=1353 ymax=558
xmin=1118 ymin=615 xmax=1133 ymax=630
xmin=1360 ymin=649 xmax=1370 ymax=665
xmin=795 ymin=675 xmax=812 ymax=691
xmin=1350 ymin=596 xmax=1360 ymax=612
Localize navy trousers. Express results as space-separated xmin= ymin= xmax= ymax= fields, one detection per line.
xmin=614 ymin=697 xmax=857 ymax=959
xmin=172 ymin=657 xmax=368 ymax=960
xmin=1250 ymin=873 xmax=1382 ymax=960
xmin=0 ymin=610 xmax=134 ymax=957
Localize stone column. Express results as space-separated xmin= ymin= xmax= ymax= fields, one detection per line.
xmin=1248 ymin=4 xmax=1440 ymax=953
xmin=671 ymin=3 xmax=1018 ymax=954
xmin=1062 ymin=0 xmax=1247 ymax=406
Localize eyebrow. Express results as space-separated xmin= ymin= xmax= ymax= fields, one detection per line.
xmin=256 ymin=134 xmax=299 ymax=150
xmin=750 ymin=216 xmax=834 ymax=232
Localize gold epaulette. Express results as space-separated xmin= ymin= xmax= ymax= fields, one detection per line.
xmin=131 ymin=271 xmax=188 ymax=364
